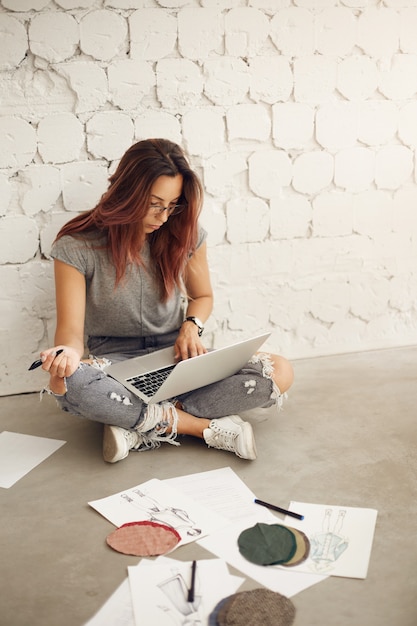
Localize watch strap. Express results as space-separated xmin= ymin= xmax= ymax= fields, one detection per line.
xmin=184 ymin=316 xmax=204 ymax=336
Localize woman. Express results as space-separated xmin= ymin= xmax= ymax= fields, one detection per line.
xmin=39 ymin=139 xmax=294 ymax=463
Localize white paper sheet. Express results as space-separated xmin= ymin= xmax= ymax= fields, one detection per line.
xmin=0 ymin=431 xmax=66 ymax=488
xmin=128 ymin=558 xmax=244 ymax=626
xmin=284 ymin=501 xmax=378 ymax=579
xmin=163 ymin=467 xmax=327 ymax=597
xmin=163 ymin=466 xmax=274 ymax=524
xmin=89 ymin=478 xmax=228 ymax=545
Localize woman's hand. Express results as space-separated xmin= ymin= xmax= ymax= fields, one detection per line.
xmin=40 ymin=346 xmax=81 ymax=378
xmin=174 ymin=323 xmax=208 ymax=361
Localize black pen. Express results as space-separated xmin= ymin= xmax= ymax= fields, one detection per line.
xmin=187 ymin=560 xmax=197 ymax=603
xmin=254 ymin=498 xmax=304 ymax=521
xmin=28 ymin=349 xmax=64 ymax=371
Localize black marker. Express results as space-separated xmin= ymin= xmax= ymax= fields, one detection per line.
xmin=254 ymin=498 xmax=304 ymax=521
xmin=28 ymin=349 xmax=64 ymax=371
xmin=187 ymin=560 xmax=197 ymax=603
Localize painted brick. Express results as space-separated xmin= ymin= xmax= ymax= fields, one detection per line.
xmin=248 ymin=149 xmax=292 ymax=199
xmin=203 ymin=152 xmax=248 ymax=198
xmin=270 ymin=8 xmax=314 ymax=56
xmin=375 ymin=145 xmax=414 ymax=190
xmin=20 ymin=165 xmax=61 ymax=216
xmin=80 ymin=10 xmax=128 ymax=62
xmin=178 ymin=8 xmax=224 ymax=60
xmin=105 ymin=0 xmax=145 ymax=8
xmin=0 ymin=215 xmax=39 ymax=264
xmin=37 ymin=113 xmax=84 ymax=164
xmin=310 ymin=279 xmax=350 ymax=324
xmin=400 ymin=8 xmax=417 ymax=53
xmin=201 ymin=0 xmax=248 ymax=8
xmin=56 ymin=62 xmax=108 ymax=114
xmin=108 ymin=60 xmax=155 ymax=109
xmin=129 ymin=9 xmax=177 ymax=61
xmin=270 ymin=193 xmax=312 ymax=239
xmin=0 ymin=15 xmax=28 ymax=70
xmin=40 ymin=213 xmax=75 ymax=257
xmin=269 ymin=285 xmax=309 ymax=332
xmin=0 ymin=67 xmax=75 ymax=117
xmin=2 ymin=0 xmax=49 ymax=10
xmin=357 ymin=8 xmax=399 ymax=58
xmin=292 ymin=151 xmax=333 ymax=195
xmin=0 ymin=117 xmax=37 ymax=169
xmin=393 ymin=185 xmax=417 ymax=237
xmin=315 ymin=8 xmax=356 ymax=56
xmin=337 ymin=56 xmax=378 ymax=101
xmin=224 ymin=8 xmax=269 ymax=57
xmin=29 ymin=12 xmax=79 ymax=63
xmin=350 ymin=274 xmax=391 ymax=320
xmin=358 ymin=101 xmax=398 ymax=146
xmin=379 ymin=54 xmax=417 ymax=100
xmin=182 ymin=108 xmax=225 ymax=156
xmin=312 ymin=191 xmax=353 ymax=237
xmin=249 ymin=57 xmax=293 ymax=105
xmin=204 ymin=57 xmax=249 ymax=105
xmin=58 ymin=0 xmax=96 ymax=7
xmin=200 ymin=198 xmax=227 ymax=246
xmin=226 ymin=104 xmax=270 ymax=141
xmin=352 ymin=190 xmax=393 ymax=239
xmin=316 ymin=103 xmax=358 ymax=152
xmin=0 ymin=262 xmax=55 ymax=396
xmin=227 ymin=284 xmax=270 ymax=331
xmin=390 ymin=274 xmax=417 ymax=312
xmin=272 ymin=103 xmax=314 ymax=149
xmin=226 ymin=197 xmax=269 ymax=244
xmin=157 ymin=59 xmax=204 ymax=109
xmin=294 ymin=56 xmax=337 ymax=103
xmin=398 ymin=101 xmax=417 ymax=147
xmin=86 ymin=111 xmax=134 ymax=160
xmin=61 ymin=161 xmax=109 ymax=212
xmin=334 ymin=148 xmax=374 ymax=193
xmin=135 ymin=111 xmax=182 ymax=144
xmin=0 ymin=173 xmax=12 ymax=216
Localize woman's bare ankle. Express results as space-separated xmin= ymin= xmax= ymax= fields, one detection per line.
xmin=175 ymin=409 xmax=210 ymax=438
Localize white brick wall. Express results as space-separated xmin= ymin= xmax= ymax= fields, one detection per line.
xmin=1 ymin=1 xmax=417 ymax=396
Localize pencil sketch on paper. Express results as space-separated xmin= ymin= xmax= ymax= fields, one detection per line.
xmin=120 ymin=488 xmax=202 ymax=537
xmin=157 ymin=569 xmax=202 ymax=626
xmin=309 ymin=508 xmax=349 ymax=573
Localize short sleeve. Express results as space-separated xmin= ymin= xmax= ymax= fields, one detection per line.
xmin=50 ymin=235 xmax=95 ymax=278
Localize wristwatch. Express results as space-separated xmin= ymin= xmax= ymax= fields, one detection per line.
xmin=183 ymin=316 xmax=204 ymax=336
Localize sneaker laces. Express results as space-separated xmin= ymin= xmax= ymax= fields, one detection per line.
xmin=135 ymin=402 xmax=180 ymax=450
xmin=208 ymin=422 xmax=238 ymax=452
xmin=123 ymin=429 xmax=143 ymax=451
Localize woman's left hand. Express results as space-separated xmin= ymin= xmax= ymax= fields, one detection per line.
xmin=174 ymin=323 xmax=208 ymax=361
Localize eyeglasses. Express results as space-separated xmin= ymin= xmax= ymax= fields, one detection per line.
xmin=148 ymin=203 xmax=185 ymax=216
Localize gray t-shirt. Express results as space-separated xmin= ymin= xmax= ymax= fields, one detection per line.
xmin=50 ymin=226 xmax=207 ymax=345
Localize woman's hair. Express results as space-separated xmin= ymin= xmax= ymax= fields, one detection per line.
xmin=55 ymin=138 xmax=203 ymax=300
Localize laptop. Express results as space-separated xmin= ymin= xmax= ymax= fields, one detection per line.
xmin=106 ymin=332 xmax=270 ymax=403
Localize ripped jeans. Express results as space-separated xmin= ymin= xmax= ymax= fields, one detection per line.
xmin=44 ymin=333 xmax=282 ymax=444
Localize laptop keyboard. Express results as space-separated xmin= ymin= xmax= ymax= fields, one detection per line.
xmin=126 ymin=364 xmax=176 ymax=396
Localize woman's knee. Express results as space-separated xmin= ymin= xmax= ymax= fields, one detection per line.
xmin=271 ymin=354 xmax=294 ymax=394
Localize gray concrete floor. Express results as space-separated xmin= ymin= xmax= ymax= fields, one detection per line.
xmin=1 ymin=347 xmax=416 ymax=626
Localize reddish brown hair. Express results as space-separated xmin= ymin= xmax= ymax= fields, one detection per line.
xmin=56 ymin=139 xmax=203 ymax=300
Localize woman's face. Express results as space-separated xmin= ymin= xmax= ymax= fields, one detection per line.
xmin=142 ymin=174 xmax=184 ymax=234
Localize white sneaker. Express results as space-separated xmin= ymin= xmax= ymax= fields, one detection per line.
xmin=103 ymin=425 xmax=143 ymax=463
xmin=203 ymin=415 xmax=257 ymax=460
